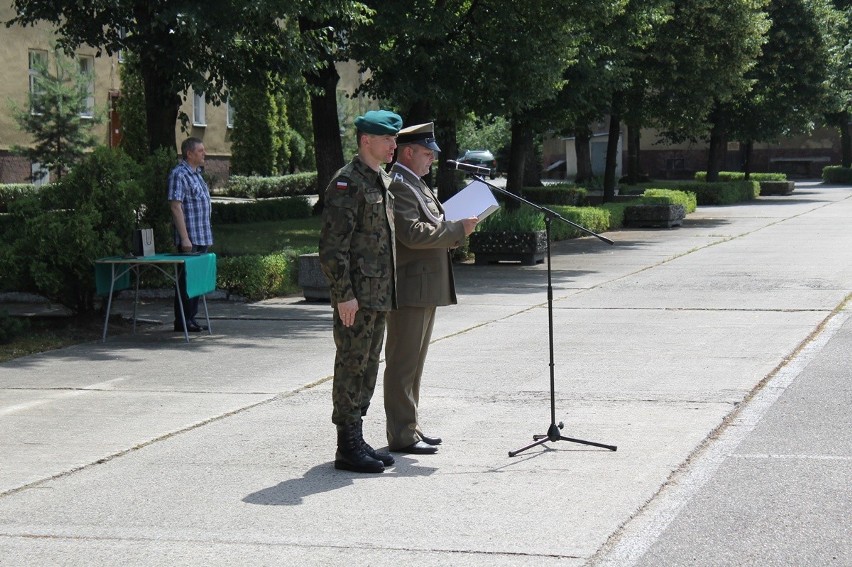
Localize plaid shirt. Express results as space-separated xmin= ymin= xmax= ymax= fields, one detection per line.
xmin=168 ymin=160 xmax=213 ymax=246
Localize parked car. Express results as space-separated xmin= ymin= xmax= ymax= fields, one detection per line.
xmin=457 ymin=149 xmax=498 ymax=179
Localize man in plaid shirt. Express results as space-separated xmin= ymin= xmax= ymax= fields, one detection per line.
xmin=168 ymin=137 xmax=213 ymax=333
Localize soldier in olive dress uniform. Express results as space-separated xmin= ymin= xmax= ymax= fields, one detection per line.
xmin=319 ymin=110 xmax=402 ymax=473
xmin=383 ymin=123 xmax=478 ymax=454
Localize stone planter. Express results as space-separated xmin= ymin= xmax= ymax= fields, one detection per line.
xmin=624 ymin=204 xmax=685 ymax=228
xmin=469 ymin=230 xmax=547 ymax=265
xmin=759 ymin=180 xmax=795 ymax=196
xmin=298 ymin=253 xmax=330 ymax=301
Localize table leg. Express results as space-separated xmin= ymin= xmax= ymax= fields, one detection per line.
xmin=201 ymin=295 xmax=212 ymax=334
xmin=174 ymin=264 xmax=189 ymax=343
xmin=101 ymin=264 xmax=117 ymax=343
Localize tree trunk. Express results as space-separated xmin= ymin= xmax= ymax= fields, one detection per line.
xmin=305 ymin=62 xmax=344 ymax=215
xmin=522 ymin=129 xmax=541 ymax=188
xmin=134 ymin=3 xmax=180 ymax=154
xmin=435 ymin=118 xmax=459 ymax=202
xmin=574 ymin=123 xmax=593 ymax=183
xmin=603 ymin=112 xmax=621 ymax=202
xmin=505 ymin=118 xmax=529 ymax=207
xmin=626 ymin=119 xmax=642 ymax=185
xmin=839 ymin=111 xmax=851 ymax=168
xmin=706 ymin=103 xmax=727 ymax=182
xmin=741 ymin=140 xmax=754 ymax=180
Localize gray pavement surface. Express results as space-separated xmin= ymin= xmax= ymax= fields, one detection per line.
xmin=1 ymin=180 xmax=851 ymax=566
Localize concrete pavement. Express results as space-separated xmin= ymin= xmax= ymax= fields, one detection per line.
xmin=0 ymin=181 xmax=850 ymax=566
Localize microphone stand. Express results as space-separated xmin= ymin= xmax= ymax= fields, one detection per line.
xmin=464 ymin=172 xmax=618 ymax=457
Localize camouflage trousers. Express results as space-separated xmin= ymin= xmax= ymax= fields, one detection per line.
xmin=331 ymin=307 xmax=387 ymax=427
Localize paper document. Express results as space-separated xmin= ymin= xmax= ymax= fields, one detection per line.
xmin=442 ymin=180 xmax=500 ymax=221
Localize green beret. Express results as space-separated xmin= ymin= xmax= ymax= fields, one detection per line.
xmin=354 ymin=110 xmax=403 ymax=135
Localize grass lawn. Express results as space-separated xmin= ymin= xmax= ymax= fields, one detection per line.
xmin=214 ymin=216 xmax=322 ymax=256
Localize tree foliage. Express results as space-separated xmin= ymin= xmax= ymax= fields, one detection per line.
xmin=10 ymin=48 xmax=101 ymax=181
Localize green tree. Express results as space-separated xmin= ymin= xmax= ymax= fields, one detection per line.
xmin=725 ymin=0 xmax=833 ymax=176
xmin=10 ymin=48 xmax=101 ymax=182
xmin=230 ymin=85 xmax=277 ymax=176
xmin=649 ymin=0 xmax=770 ymax=181
xmin=824 ymin=0 xmax=852 ymax=166
xmin=116 ymin=50 xmax=150 ymax=164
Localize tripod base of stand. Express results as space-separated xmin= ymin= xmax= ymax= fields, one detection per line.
xmin=508 ymin=422 xmax=617 ymax=457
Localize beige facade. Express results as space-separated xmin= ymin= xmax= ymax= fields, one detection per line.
xmin=0 ymin=4 xmax=233 ymax=185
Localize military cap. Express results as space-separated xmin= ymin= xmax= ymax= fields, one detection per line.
xmin=396 ymin=122 xmax=441 ymax=152
xmin=354 ymin=110 xmax=403 ymax=135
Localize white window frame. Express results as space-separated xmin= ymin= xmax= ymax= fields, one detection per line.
xmin=226 ymin=98 xmax=235 ymax=129
xmin=193 ymin=90 xmax=206 ymax=127
xmin=31 ymin=162 xmax=50 ymax=186
xmin=28 ymin=49 xmax=48 ymax=114
xmin=78 ymin=55 xmax=95 ymax=118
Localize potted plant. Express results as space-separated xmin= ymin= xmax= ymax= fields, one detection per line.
xmin=468 ymin=206 xmax=547 ymax=265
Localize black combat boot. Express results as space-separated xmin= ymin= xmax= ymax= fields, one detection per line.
xmin=356 ymin=418 xmax=395 ymax=466
xmin=335 ymin=423 xmax=385 ymax=473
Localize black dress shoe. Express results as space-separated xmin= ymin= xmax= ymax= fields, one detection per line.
xmin=174 ymin=322 xmax=203 ymax=332
xmin=420 ymin=434 xmax=442 ymax=446
xmin=391 ymin=441 xmax=438 ymax=455
xmin=189 ymin=320 xmax=209 ymax=331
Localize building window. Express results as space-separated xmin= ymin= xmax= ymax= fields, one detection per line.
xmin=193 ymin=91 xmax=206 ymax=126
xmin=226 ymin=99 xmax=235 ymax=129
xmin=666 ymin=157 xmax=685 ymax=171
xmin=28 ymin=49 xmax=48 ymax=113
xmin=31 ymin=162 xmax=50 ymax=186
xmin=78 ymin=55 xmax=95 ymax=118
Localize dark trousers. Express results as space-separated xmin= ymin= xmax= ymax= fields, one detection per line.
xmin=174 ymin=244 xmax=208 ymax=326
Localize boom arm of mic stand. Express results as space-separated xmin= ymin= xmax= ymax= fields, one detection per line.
xmin=471 ymin=174 xmax=614 ymax=246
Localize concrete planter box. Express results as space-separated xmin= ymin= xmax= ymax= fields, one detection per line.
xmin=759 ymin=180 xmax=795 ymax=196
xmin=469 ymin=230 xmax=547 ymax=265
xmin=624 ymin=204 xmax=685 ymax=228
xmin=298 ymin=253 xmax=330 ymax=301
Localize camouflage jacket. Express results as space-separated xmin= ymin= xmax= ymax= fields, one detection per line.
xmin=319 ymin=155 xmax=397 ymax=310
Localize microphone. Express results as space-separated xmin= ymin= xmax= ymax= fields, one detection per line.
xmin=445 ymin=160 xmax=491 ymax=176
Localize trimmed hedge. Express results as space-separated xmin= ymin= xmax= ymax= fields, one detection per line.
xmin=695 ymin=171 xmax=786 ymax=182
xmin=822 ymin=166 xmax=852 ymax=184
xmin=217 ymin=250 xmax=302 ymax=300
xmin=628 ymin=180 xmax=759 ymax=205
xmin=223 ymin=172 xmax=318 ymax=198
xmin=212 ymin=196 xmax=312 ymax=224
xmin=520 ymin=184 xmax=588 ymax=206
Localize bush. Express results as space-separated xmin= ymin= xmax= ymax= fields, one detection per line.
xmin=3 ymin=147 xmax=144 ymax=313
xmin=217 ymin=250 xmax=302 ymax=300
xmin=548 ymin=205 xmax=612 ymax=239
xmin=0 ymin=310 xmax=29 ymax=344
xmin=0 ymin=184 xmax=40 ymax=213
xmin=212 ymin=196 xmax=312 ymax=224
xmin=822 ymin=166 xmax=852 ymax=184
xmin=520 ymin=184 xmax=588 ymax=206
xmin=223 ymin=172 xmax=318 ymax=198
xmin=476 ymin=206 xmax=545 ymax=233
xmin=695 ymin=171 xmax=786 ymax=181
xmin=640 ymin=189 xmax=698 ymax=213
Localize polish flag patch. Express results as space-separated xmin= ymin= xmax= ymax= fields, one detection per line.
xmin=336 ymin=180 xmax=348 ymax=190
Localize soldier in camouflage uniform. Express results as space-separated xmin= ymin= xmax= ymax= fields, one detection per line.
xmin=319 ymin=109 xmax=402 ymax=474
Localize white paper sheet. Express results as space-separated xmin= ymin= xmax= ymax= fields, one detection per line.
xmin=442 ymin=180 xmax=500 ymax=221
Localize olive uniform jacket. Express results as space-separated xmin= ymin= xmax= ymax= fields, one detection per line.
xmin=388 ymin=163 xmax=467 ymax=308
xmin=319 ymin=155 xmax=397 ymax=310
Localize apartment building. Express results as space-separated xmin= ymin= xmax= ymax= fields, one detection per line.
xmin=0 ymin=4 xmax=232 ymax=185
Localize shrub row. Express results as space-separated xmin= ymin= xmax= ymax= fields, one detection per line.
xmin=822 ymin=166 xmax=852 ymax=184
xmin=222 ymin=172 xmax=318 ymax=198
xmin=212 ymin=196 xmax=312 ymax=224
xmin=520 ymin=184 xmax=588 ymax=206
xmin=627 ymin=180 xmax=759 ymax=205
xmin=476 ymin=188 xmax=694 ymax=242
xmin=695 ymin=171 xmax=786 ymax=182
